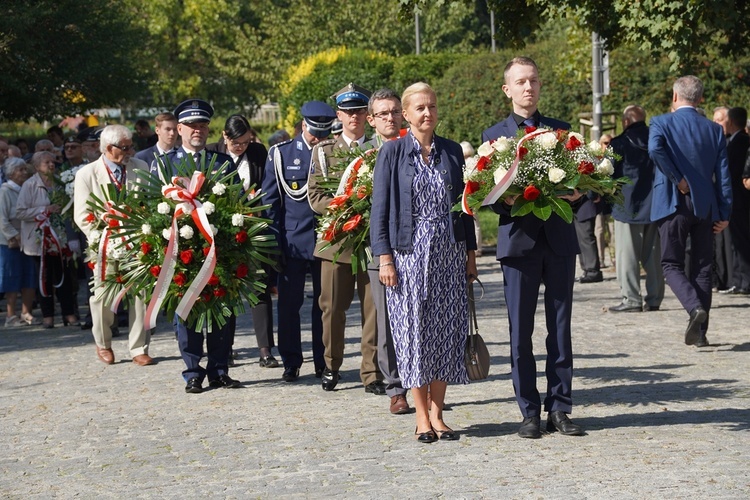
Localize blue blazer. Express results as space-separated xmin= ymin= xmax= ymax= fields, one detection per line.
xmin=648 ymin=107 xmax=732 ymax=222
xmin=482 ymin=115 xmax=580 ymax=259
xmin=370 ymin=133 xmax=476 ymax=256
xmin=610 ymin=121 xmax=655 ymax=224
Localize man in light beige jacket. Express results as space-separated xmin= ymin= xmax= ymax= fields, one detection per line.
xmin=73 ymin=125 xmax=152 ymax=366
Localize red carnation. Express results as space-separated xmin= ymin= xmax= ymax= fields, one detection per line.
xmin=213 ymin=287 xmax=227 ymax=297
xmin=85 ymin=213 xmax=96 ymax=223
xmin=235 ymin=230 xmax=248 ymax=243
xmin=322 ymin=226 xmax=337 ymax=242
xmin=524 ymin=126 xmax=537 ymax=134
xmin=180 ymin=249 xmax=193 ymax=265
xmin=108 ymin=218 xmax=119 ymax=228
xmin=236 ymin=263 xmax=249 ymax=279
xmin=565 ymin=135 xmax=582 ymax=151
xmin=577 ymin=161 xmax=595 ymax=175
xmin=87 ymin=261 xmax=96 ymax=270
xmin=356 ymin=185 xmax=368 ymax=199
xmin=476 ymin=156 xmax=490 ymax=171
xmin=523 ymin=185 xmax=541 ymax=201
xmin=518 ymin=146 xmax=529 ymax=160
xmin=173 ymin=272 xmax=187 ymax=287
xmin=208 ymin=274 xmax=220 ymax=286
xmin=141 ymin=242 xmax=152 ymax=255
xmin=149 ymin=265 xmax=161 ymax=277
xmin=342 ymin=214 xmax=363 ymax=232
xmin=466 ymin=180 xmax=480 ymax=195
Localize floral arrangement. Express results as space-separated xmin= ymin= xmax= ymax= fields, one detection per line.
xmin=49 ymin=164 xmax=83 ymax=221
xmin=459 ymin=127 xmax=627 ymax=223
xmin=316 ymin=148 xmax=378 ymax=274
xmin=84 ymin=155 xmax=277 ymax=331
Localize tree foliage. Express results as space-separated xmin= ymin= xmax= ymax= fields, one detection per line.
xmin=0 ymin=0 xmax=148 ymax=121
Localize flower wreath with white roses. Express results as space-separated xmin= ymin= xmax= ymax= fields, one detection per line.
xmin=84 ymin=155 xmax=277 ymax=331
xmin=459 ymin=127 xmax=626 ymax=223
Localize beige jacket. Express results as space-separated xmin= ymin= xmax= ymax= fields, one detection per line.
xmin=15 ymin=173 xmax=54 ymax=256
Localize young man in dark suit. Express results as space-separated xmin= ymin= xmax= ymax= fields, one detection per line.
xmin=649 ymin=76 xmax=732 ymax=348
xmin=482 ymin=56 xmax=585 ymax=439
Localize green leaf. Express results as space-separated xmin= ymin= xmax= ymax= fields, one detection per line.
xmin=532 ymin=200 xmax=553 ymax=221
xmin=549 ymin=197 xmax=574 ymax=224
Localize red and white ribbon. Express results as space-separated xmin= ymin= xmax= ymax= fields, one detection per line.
xmin=481 ymin=129 xmax=553 ymax=207
xmin=34 ymin=213 xmax=64 ymax=297
xmin=145 ymin=172 xmax=216 ymax=329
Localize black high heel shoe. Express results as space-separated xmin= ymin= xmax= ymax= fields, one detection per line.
xmin=415 ymin=427 xmax=437 ymax=443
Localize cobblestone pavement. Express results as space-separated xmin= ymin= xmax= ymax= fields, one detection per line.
xmin=1 ymin=253 xmax=749 ymax=499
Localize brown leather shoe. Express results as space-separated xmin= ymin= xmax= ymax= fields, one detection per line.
xmin=390 ymin=394 xmax=410 ymax=415
xmin=132 ymin=354 xmax=154 ymax=366
xmin=96 ymin=346 xmax=115 ymax=365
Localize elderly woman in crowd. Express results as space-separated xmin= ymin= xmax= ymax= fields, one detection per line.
xmin=0 ymin=157 xmax=39 ymax=327
xmin=207 ymin=115 xmax=279 ymax=367
xmin=370 ymin=82 xmax=478 ymax=443
xmin=16 ymin=151 xmax=79 ymax=328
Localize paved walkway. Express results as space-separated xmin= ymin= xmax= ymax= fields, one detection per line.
xmin=2 ymin=253 xmax=749 ymax=498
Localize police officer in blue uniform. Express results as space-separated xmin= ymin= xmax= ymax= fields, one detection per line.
xmin=261 ymin=101 xmax=336 ymax=382
xmin=161 ymin=99 xmax=240 ymax=394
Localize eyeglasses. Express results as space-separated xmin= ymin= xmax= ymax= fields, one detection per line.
xmin=111 ymin=144 xmax=135 ymax=152
xmin=340 ymin=108 xmax=367 ymax=116
xmin=228 ymin=140 xmax=251 ymax=148
xmin=372 ymin=110 xmax=402 ymax=119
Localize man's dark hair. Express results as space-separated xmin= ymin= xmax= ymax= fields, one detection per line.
xmin=728 ymin=107 xmax=748 ymax=130
xmin=368 ymin=88 xmax=400 ymax=114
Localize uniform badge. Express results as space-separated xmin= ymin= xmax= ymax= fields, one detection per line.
xmin=296 ymin=141 xmax=303 ymax=151
xmin=291 ymin=181 xmax=299 ymax=189
xmin=294 ymin=158 xmax=300 ymax=165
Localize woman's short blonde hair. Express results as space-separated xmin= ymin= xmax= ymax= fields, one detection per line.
xmin=401 ymin=82 xmax=436 ymax=109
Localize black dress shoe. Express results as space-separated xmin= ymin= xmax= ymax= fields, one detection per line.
xmin=694 ymin=333 xmax=710 ymax=348
xmin=609 ymin=303 xmax=642 ymax=313
xmin=208 ymin=374 xmax=241 ymax=388
xmin=282 ymin=366 xmax=300 ymax=382
xmin=578 ymin=272 xmax=603 ymax=284
xmin=685 ymin=306 xmax=707 ymax=345
xmin=643 ymin=304 xmax=660 ymax=312
xmin=547 ymin=411 xmax=584 ymax=436
xmin=185 ymin=377 xmax=203 ymax=394
xmin=518 ymin=416 xmax=541 ymax=439
xmin=321 ymin=368 xmax=339 ymax=391
xmin=364 ymin=380 xmax=387 ymax=395
xmin=315 ymin=367 xmax=324 ymax=378
xmin=259 ymin=355 xmax=279 ymax=368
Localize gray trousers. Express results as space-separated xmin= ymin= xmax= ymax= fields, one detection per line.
xmin=614 ymin=220 xmax=665 ymax=308
xmin=367 ymin=262 xmax=407 ymax=397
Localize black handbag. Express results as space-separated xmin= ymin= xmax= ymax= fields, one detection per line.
xmin=465 ymin=278 xmax=490 ymax=381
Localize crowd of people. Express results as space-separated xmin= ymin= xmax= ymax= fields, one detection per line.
xmin=1 ymin=55 xmax=747 ymax=443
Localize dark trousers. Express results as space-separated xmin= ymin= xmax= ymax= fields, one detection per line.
xmin=367 ymin=265 xmax=406 ymax=397
xmin=729 ymin=206 xmax=750 ymax=289
xmin=501 ymin=236 xmax=575 ymax=418
xmin=176 ymin=315 xmax=234 ymax=382
xmin=34 ymin=255 xmax=75 ymax=318
xmin=574 ymin=217 xmax=600 ymax=275
xmin=277 ymin=257 xmax=324 ymax=371
xmin=657 ymin=194 xmax=713 ymax=328
xmin=713 ymin=230 xmax=733 ymax=290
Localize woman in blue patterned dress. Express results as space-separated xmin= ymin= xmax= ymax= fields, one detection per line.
xmin=370 ymin=82 xmax=478 ymax=443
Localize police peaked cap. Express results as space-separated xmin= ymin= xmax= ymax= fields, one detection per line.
xmin=301 ymin=100 xmax=336 ymax=138
xmin=77 ymin=127 xmax=102 ymax=143
xmin=332 ymin=83 xmax=371 ymax=110
xmin=174 ymin=98 xmax=214 ymax=124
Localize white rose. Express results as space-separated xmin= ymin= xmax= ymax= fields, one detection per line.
xmin=232 ymin=214 xmax=245 ymax=227
xmin=548 ymin=167 xmax=566 ymax=184
xmin=597 ymin=158 xmax=614 ymax=176
xmin=492 ymin=137 xmax=512 ymax=154
xmin=203 ymin=201 xmax=215 ymax=215
xmin=212 ymin=183 xmax=227 ymax=195
xmin=493 ymin=167 xmax=508 ymax=185
xmin=89 ymin=229 xmax=101 ymax=245
xmin=141 ymin=224 xmax=152 ymax=235
xmin=537 ymin=132 xmax=558 ymax=150
xmin=477 ymin=141 xmax=494 ymax=157
xmin=162 ymin=228 xmax=172 ymax=240
xmin=157 ymin=202 xmax=171 ymax=215
xmin=179 ymin=225 xmax=194 ymax=240
xmin=588 ymin=140 xmax=604 ymax=154
xmin=464 ymin=157 xmax=478 ymax=179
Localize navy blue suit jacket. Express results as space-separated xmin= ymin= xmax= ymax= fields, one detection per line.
xmin=648 ymin=107 xmax=732 ymax=222
xmin=370 ymin=133 xmax=476 ymax=256
xmin=482 ymin=115 xmax=580 ymax=259
xmin=153 ymin=146 xmax=236 ymax=180
xmin=609 ymin=121 xmax=655 ymax=224
xmin=261 ymin=135 xmax=318 ymax=261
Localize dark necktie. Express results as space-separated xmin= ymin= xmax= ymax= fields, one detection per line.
xmin=522 ymin=118 xmax=536 ymax=128
xmin=113 ymin=166 xmax=122 ymax=184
